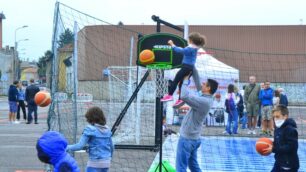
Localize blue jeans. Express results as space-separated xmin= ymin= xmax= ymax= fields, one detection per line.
xmin=240 ymin=112 xmax=247 ymax=129
xmin=226 ymin=109 xmax=238 ymax=134
xmin=27 ymin=104 xmax=38 ymax=123
xmin=176 ymin=137 xmax=202 ymax=172
xmin=86 ymin=167 xmax=109 ymax=172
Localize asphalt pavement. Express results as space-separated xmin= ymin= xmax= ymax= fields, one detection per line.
xmin=0 ymin=96 xmax=48 ymax=172
xmin=0 ymin=97 xmax=156 ymax=172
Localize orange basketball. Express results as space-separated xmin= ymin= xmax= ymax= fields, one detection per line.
xmin=34 ymin=91 xmax=51 ymax=107
xmin=139 ymin=49 xmax=155 ymax=65
xmin=255 ymin=137 xmax=273 ymax=156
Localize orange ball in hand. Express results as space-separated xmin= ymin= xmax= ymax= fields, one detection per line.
xmin=255 ymin=137 xmax=273 ymax=156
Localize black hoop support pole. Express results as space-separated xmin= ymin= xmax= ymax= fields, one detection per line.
xmin=151 ymin=15 xmax=185 ymax=172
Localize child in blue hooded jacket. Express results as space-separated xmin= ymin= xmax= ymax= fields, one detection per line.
xmin=67 ymin=106 xmax=114 ymax=172
xmin=36 ymin=131 xmax=80 ymax=172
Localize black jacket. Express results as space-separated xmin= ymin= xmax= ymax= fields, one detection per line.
xmin=279 ymin=94 xmax=288 ymax=107
xmin=8 ymin=85 xmax=18 ymax=102
xmin=272 ymin=118 xmax=299 ymax=170
xmin=25 ymin=84 xmax=40 ymax=105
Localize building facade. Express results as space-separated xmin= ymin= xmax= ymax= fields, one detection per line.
xmin=0 ymin=47 xmax=16 ymax=95
xmin=77 ymin=25 xmax=306 ymax=83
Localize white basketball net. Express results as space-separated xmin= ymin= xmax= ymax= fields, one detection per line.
xmin=153 ymin=69 xmax=169 ymax=98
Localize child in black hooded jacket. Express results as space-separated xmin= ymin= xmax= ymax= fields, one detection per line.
xmin=263 ymin=105 xmax=299 ymax=172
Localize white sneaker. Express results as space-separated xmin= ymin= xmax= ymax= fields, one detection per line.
xmin=247 ymin=130 xmax=252 ymax=135
xmin=14 ymin=121 xmax=20 ymax=124
xmin=252 ymin=130 xmax=256 ymax=135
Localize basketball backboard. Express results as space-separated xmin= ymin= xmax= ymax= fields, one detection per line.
xmin=137 ymin=33 xmax=187 ymax=69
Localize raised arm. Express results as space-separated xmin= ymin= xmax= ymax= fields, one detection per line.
xmin=66 ymin=127 xmax=92 ymax=151
xmin=66 ymin=134 xmax=89 ymax=151
xmin=168 ymin=40 xmax=193 ymax=56
xmin=180 ymin=79 xmax=210 ymax=111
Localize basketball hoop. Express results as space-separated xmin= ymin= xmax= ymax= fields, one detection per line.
xmin=144 ymin=64 xmax=172 ymax=98
xmin=150 ymin=69 xmax=169 ymax=98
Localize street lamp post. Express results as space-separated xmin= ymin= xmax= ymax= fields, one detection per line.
xmin=14 ymin=25 xmax=28 ymax=80
xmin=14 ymin=25 xmax=28 ymax=50
xmin=15 ymin=38 xmax=28 ymax=53
xmin=15 ymin=39 xmax=28 ymax=80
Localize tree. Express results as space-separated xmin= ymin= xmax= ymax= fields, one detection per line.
xmin=58 ymin=28 xmax=74 ymax=48
xmin=118 ymin=21 xmax=124 ymax=26
xmin=37 ymin=50 xmax=53 ymax=78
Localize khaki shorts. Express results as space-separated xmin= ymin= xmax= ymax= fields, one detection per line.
xmin=261 ymin=105 xmax=273 ymax=120
xmin=247 ymin=104 xmax=259 ymax=116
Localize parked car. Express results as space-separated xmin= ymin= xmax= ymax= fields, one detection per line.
xmin=21 ymin=80 xmax=28 ymax=86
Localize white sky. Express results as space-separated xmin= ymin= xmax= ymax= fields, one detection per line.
xmin=1 ymin=0 xmax=306 ymax=60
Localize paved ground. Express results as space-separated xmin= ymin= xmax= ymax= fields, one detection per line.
xmin=1 ymin=95 xmax=306 ymax=172
xmin=0 ymin=96 xmax=48 ymax=172
xmin=0 ymin=97 xmax=157 ymax=172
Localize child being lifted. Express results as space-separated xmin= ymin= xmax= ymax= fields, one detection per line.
xmin=161 ymin=32 xmax=206 ymax=108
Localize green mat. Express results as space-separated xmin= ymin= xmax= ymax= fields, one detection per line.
xmin=148 ymin=160 xmax=176 ymax=172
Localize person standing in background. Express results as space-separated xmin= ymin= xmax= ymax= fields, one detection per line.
xmin=224 ymin=84 xmax=240 ymax=135
xmin=259 ymin=81 xmax=274 ymax=136
xmin=8 ymin=80 xmax=19 ymax=124
xmin=25 ymin=79 xmax=40 ymax=124
xmin=273 ymin=90 xmax=281 ymax=107
xmin=278 ymin=88 xmax=289 ymax=107
xmin=257 ymin=82 xmax=265 ymax=128
xmin=244 ymin=76 xmax=260 ymax=135
xmin=16 ymin=82 xmax=27 ymax=122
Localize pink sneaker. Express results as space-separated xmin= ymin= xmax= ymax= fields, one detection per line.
xmin=161 ymin=94 xmax=173 ymax=102
xmin=173 ymin=99 xmax=185 ymax=108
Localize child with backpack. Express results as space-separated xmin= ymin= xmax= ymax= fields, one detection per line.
xmin=236 ymin=89 xmax=246 ymax=129
xmin=224 ymin=84 xmax=240 ymax=135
